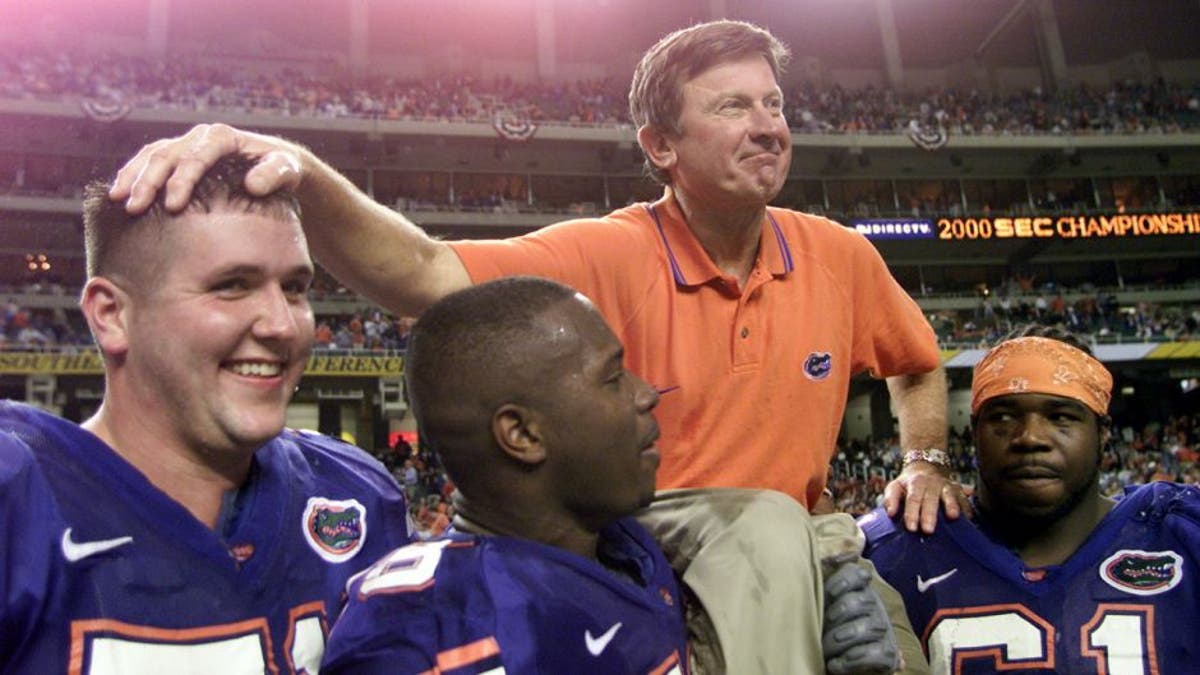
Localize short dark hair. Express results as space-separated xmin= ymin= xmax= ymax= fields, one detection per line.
xmin=82 ymin=154 xmax=301 ymax=283
xmin=405 ymin=277 xmax=579 ymax=485
xmin=629 ymin=20 xmax=790 ymax=184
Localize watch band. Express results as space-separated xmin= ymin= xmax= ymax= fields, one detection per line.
xmin=902 ymin=448 xmax=951 ymax=468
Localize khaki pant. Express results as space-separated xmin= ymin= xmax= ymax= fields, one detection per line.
xmin=637 ymin=488 xmax=929 ymax=675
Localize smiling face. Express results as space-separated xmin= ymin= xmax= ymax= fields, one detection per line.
xmin=534 ymin=295 xmax=661 ymax=526
xmin=119 ymin=204 xmax=315 ymax=458
xmin=974 ymin=393 xmax=1106 ymax=524
xmin=651 ymin=55 xmax=791 ymax=210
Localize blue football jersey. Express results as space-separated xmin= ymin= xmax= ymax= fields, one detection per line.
xmin=323 ymin=517 xmax=689 ymax=674
xmin=0 ymin=401 xmax=411 ymax=674
xmin=860 ymin=482 xmax=1200 ymax=675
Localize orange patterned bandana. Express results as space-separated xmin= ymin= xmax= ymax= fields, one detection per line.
xmin=971 ymin=336 xmax=1112 ymax=416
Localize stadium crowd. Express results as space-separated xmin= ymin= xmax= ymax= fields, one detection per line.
xmin=3 ymin=50 xmax=1199 ymax=134
xmin=933 ymin=287 xmax=1200 ymax=346
xmin=371 ymin=435 xmax=457 ymax=541
xmin=4 ymin=280 xmax=1197 ymax=352
xmin=0 ymin=300 xmax=416 ymax=353
xmin=1 ymin=52 xmax=629 ymax=126
xmin=0 ymin=296 xmax=85 ymax=351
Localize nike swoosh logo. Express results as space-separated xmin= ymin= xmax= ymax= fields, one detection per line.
xmin=61 ymin=528 xmax=133 ymax=563
xmin=585 ymin=622 xmax=623 ymax=656
xmin=916 ymin=568 xmax=958 ymax=593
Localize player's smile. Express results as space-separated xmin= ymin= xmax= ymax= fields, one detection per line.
xmin=224 ymin=359 xmax=287 ymax=379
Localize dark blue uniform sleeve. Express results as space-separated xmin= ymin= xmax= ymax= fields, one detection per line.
xmin=323 ymin=544 xmax=449 ymax=675
xmin=0 ymin=430 xmax=64 ymax=668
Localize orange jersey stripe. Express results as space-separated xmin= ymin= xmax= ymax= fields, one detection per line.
xmin=436 ymin=636 xmax=501 ymax=671
xmin=647 ymin=650 xmax=683 ymax=675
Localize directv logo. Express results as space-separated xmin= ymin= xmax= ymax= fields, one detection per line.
xmin=852 ymin=219 xmax=935 ymax=240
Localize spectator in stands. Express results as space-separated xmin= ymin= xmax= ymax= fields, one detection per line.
xmin=400 ymin=458 xmax=419 ymax=500
xmin=313 ymin=319 xmax=334 ymax=348
xmin=113 ymin=19 xmax=964 ymax=674
xmin=0 ymin=154 xmax=411 ymax=672
xmin=333 ymin=322 xmax=352 ymax=349
xmin=860 ymin=324 xmax=1200 ymax=672
xmin=413 ymin=495 xmax=451 ymax=540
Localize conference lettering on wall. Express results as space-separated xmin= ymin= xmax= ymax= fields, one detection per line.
xmin=0 ymin=352 xmax=404 ymax=376
xmin=853 ymin=211 xmax=1200 ymax=241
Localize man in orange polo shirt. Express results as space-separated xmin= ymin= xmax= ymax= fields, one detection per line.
xmin=113 ymin=20 xmax=961 ymax=674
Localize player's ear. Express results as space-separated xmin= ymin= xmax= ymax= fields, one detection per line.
xmin=80 ymin=276 xmax=132 ymax=359
xmin=492 ymin=404 xmax=547 ymax=466
xmin=637 ymin=124 xmax=677 ymax=176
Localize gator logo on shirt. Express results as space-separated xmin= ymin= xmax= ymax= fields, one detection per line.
xmin=302 ymin=497 xmax=367 ymax=563
xmin=803 ymin=352 xmax=833 ymax=380
xmin=1099 ymin=549 xmax=1183 ymax=595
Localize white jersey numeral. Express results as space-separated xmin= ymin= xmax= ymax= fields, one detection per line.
xmin=357 ymin=539 xmax=452 ymax=596
xmin=1082 ymin=604 xmax=1155 ymax=675
xmin=925 ymin=603 xmax=1156 ymax=675
xmin=86 ymin=633 xmax=268 ymax=675
xmin=71 ymin=604 xmax=327 ymax=675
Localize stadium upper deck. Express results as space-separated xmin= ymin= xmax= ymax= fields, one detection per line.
xmin=0 ymin=0 xmax=1197 ymax=304
xmin=2 ymin=1 xmax=1197 ymax=87
xmin=1 ymin=0 xmax=1196 ymax=450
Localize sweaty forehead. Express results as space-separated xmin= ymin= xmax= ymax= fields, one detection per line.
xmin=531 ymin=295 xmax=616 ymax=361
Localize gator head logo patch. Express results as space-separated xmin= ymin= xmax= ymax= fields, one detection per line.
xmin=302 ymin=497 xmax=367 ymax=563
xmin=803 ymin=352 xmax=833 ymax=381
xmin=1099 ymin=549 xmax=1183 ymax=596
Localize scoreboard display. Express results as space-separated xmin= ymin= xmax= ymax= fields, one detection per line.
xmin=854 ymin=211 xmax=1200 ymax=241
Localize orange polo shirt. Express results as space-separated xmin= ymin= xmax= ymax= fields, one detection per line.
xmin=450 ymin=188 xmax=939 ymax=508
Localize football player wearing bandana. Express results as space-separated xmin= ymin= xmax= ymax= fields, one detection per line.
xmin=860 ymin=324 xmax=1200 ymax=674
